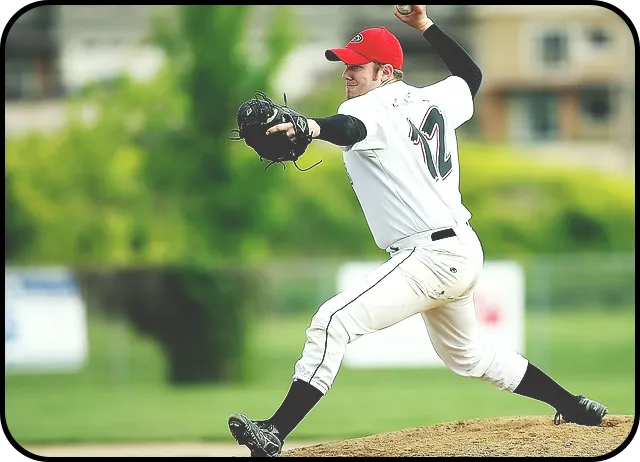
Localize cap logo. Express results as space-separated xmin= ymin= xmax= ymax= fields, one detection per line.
xmin=349 ymin=33 xmax=363 ymax=43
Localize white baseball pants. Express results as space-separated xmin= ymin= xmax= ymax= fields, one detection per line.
xmin=292 ymin=224 xmax=528 ymax=395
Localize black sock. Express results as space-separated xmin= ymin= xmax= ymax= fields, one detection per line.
xmin=267 ymin=379 xmax=324 ymax=442
xmin=513 ymin=362 xmax=578 ymax=412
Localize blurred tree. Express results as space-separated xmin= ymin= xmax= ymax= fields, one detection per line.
xmin=5 ymin=171 xmax=36 ymax=262
xmin=5 ymin=6 xmax=301 ymax=266
xmin=4 ymin=5 xmax=302 ymax=384
xmin=142 ymin=5 xmax=301 ymax=264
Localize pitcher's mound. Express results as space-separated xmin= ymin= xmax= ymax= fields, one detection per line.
xmin=284 ymin=415 xmax=635 ymax=457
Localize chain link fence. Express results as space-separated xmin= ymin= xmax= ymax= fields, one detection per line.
xmin=254 ymin=252 xmax=635 ymax=316
xmin=251 ymin=252 xmax=634 ymax=372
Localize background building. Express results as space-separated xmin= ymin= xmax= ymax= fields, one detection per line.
xmin=5 ymin=5 xmax=166 ymax=135
xmin=472 ymin=5 xmax=635 ymax=172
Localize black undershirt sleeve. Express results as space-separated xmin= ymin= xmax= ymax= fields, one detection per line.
xmin=422 ymin=24 xmax=483 ymax=98
xmin=314 ymin=114 xmax=367 ymax=146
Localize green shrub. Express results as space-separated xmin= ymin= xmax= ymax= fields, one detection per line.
xmin=77 ymin=265 xmax=261 ymax=384
xmin=269 ymin=141 xmax=635 ymax=259
xmin=458 ymin=143 xmax=634 ymax=257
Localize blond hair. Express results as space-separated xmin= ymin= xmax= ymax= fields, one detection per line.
xmin=372 ymin=62 xmax=404 ymax=81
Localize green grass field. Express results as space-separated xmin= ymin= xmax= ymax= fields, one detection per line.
xmin=5 ymin=307 xmax=635 ymax=445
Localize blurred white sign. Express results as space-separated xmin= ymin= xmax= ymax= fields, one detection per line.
xmin=339 ymin=260 xmax=525 ymax=368
xmin=5 ymin=267 xmax=88 ymax=372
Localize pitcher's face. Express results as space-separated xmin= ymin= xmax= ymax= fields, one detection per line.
xmin=342 ymin=63 xmax=384 ymax=99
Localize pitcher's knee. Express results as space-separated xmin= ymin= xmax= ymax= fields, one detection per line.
xmin=443 ymin=342 xmax=528 ymax=392
xmin=306 ymin=300 xmax=335 ymax=337
xmin=306 ymin=308 xmax=351 ymax=349
xmin=479 ymin=348 xmax=529 ymax=392
xmin=442 ymin=342 xmax=495 ymax=378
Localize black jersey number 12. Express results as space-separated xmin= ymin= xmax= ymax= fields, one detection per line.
xmin=409 ymin=107 xmax=452 ymax=181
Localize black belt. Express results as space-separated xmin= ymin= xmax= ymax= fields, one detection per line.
xmin=431 ymin=221 xmax=470 ymax=241
xmin=431 ymin=227 xmax=456 ymax=241
xmin=389 ymin=227 xmax=458 ymax=252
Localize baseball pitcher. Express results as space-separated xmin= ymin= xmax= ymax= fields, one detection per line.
xmin=229 ymin=5 xmax=607 ymax=457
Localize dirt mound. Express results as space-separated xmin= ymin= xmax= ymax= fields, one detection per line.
xmin=284 ymin=415 xmax=635 ymax=457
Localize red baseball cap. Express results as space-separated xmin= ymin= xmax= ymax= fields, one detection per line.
xmin=325 ymin=26 xmax=404 ymax=70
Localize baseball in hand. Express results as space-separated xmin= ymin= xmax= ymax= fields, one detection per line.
xmin=395 ymin=5 xmax=413 ymax=15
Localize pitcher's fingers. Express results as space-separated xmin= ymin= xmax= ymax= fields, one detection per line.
xmin=266 ymin=122 xmax=293 ymax=135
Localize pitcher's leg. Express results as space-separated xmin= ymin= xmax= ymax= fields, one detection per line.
xmin=293 ymin=247 xmax=441 ymax=394
xmin=421 ymin=293 xmax=608 ymax=426
xmin=260 ymin=248 xmax=440 ymax=444
xmin=421 ymin=292 xmax=528 ymax=392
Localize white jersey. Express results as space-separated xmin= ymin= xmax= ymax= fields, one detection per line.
xmin=337 ymin=76 xmax=474 ymax=250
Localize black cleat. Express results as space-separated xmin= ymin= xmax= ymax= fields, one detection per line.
xmin=228 ymin=413 xmax=283 ymax=457
xmin=554 ymin=395 xmax=608 ymax=426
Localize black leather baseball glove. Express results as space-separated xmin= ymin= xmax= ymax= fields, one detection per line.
xmin=230 ymin=91 xmax=320 ymax=171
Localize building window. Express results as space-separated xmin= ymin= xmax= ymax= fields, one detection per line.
xmin=528 ymin=91 xmax=559 ymax=140
xmin=5 ymin=59 xmax=40 ymax=100
xmin=586 ymin=28 xmax=611 ymax=49
xmin=538 ymin=29 xmax=569 ymax=68
xmin=580 ymin=86 xmax=612 ymax=122
xmin=5 ymin=57 xmax=63 ymax=100
xmin=509 ymin=91 xmax=559 ymax=142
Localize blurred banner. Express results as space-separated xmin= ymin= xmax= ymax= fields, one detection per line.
xmin=340 ymin=261 xmax=525 ymax=368
xmin=5 ymin=267 xmax=88 ymax=372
